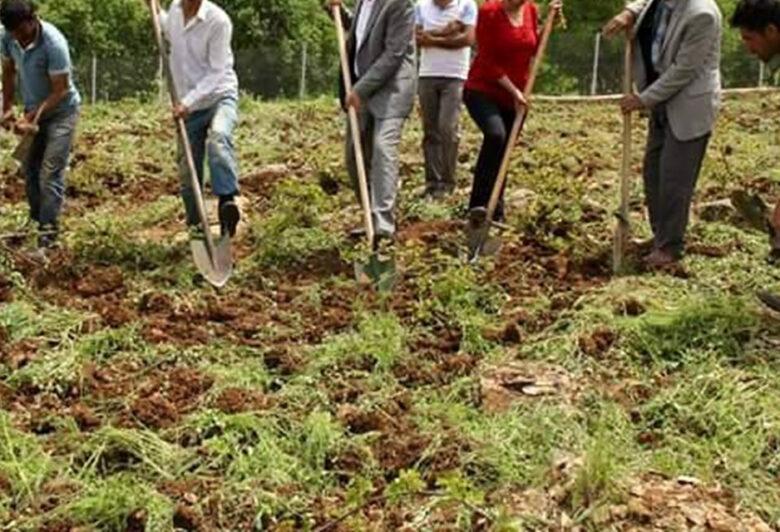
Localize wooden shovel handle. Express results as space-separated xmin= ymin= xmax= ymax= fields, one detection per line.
xmin=333 ymin=4 xmax=375 ymax=246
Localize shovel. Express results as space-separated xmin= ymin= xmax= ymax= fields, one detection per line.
xmin=613 ymin=40 xmax=633 ymax=274
xmin=333 ymin=4 xmax=396 ymax=290
xmin=7 ymin=106 xmax=44 ymax=164
xmin=466 ymin=2 xmax=562 ymax=263
xmin=148 ymin=0 xmax=232 ymax=288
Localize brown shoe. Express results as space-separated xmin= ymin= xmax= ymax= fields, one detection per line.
xmin=644 ymin=248 xmax=679 ymax=269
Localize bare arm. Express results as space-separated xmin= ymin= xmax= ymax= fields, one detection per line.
xmin=29 ymin=74 xmax=70 ymax=121
xmin=421 ymin=24 xmax=475 ymax=49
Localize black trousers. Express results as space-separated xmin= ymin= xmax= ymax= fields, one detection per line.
xmin=464 ymin=89 xmax=517 ymax=221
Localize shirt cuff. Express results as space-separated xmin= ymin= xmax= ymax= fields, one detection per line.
xmin=180 ymin=92 xmax=197 ymax=109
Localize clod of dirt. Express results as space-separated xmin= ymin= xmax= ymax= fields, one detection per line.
xmin=213 ymin=387 xmax=271 ymax=414
xmin=263 ymin=347 xmax=304 ymax=375
xmin=131 ymin=393 xmax=179 ymax=429
xmin=138 ymin=291 xmax=174 ymax=313
xmin=70 ymin=404 xmax=101 ymax=431
xmin=74 ymin=266 xmax=125 ymax=297
xmin=480 ymin=362 xmax=575 ymax=413
xmin=578 ymin=328 xmax=617 ymax=357
xmin=0 ymin=474 xmax=11 ymax=494
xmin=482 ymin=321 xmax=523 ymax=345
xmin=614 ymin=298 xmax=647 ymax=317
xmin=173 ymin=503 xmax=203 ymax=532
xmin=126 ymin=509 xmax=148 ymax=532
xmin=337 ymin=404 xmax=385 ymax=434
xmin=0 ymin=275 xmax=13 ymax=302
xmin=205 ymin=299 xmax=240 ymax=323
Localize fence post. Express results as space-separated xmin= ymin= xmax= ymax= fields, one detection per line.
xmin=590 ymin=33 xmax=601 ymax=96
xmin=759 ymin=61 xmax=766 ymax=87
xmin=91 ymin=54 xmax=97 ymax=105
xmin=158 ymin=55 xmax=165 ymax=103
xmin=299 ymin=42 xmax=308 ymax=100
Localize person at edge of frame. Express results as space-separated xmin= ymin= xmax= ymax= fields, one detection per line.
xmin=603 ymin=0 xmax=723 ymax=269
xmin=1 ymin=0 xmax=81 ymax=262
xmin=730 ymin=0 xmax=780 ymax=313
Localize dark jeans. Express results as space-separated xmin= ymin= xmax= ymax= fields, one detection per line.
xmin=464 ymin=89 xmax=516 ymax=221
xmin=643 ymin=107 xmax=710 ymax=257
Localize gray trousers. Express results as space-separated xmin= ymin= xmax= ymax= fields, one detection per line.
xmin=418 ymin=77 xmax=464 ymax=193
xmin=346 ymin=111 xmax=405 ymax=237
xmin=643 ymin=107 xmax=710 ymax=257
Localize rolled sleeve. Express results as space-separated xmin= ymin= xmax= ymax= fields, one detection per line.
xmin=461 ymin=0 xmax=478 ymax=26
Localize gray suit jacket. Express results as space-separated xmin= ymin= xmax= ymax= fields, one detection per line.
xmin=339 ymin=0 xmax=417 ymax=119
xmin=627 ymin=0 xmax=722 ymax=141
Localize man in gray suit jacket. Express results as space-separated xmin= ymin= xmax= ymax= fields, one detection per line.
xmin=330 ymin=0 xmax=416 ymax=249
xmin=604 ymin=0 xmax=723 ymax=268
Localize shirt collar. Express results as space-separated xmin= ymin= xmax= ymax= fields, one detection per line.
xmin=195 ymin=0 xmax=209 ymax=21
xmin=21 ymin=22 xmax=41 ymax=52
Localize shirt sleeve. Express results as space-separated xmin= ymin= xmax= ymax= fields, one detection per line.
xmin=414 ymin=3 xmax=423 ymax=26
xmin=180 ymin=15 xmax=234 ymax=109
xmin=1 ymin=34 xmax=12 ymax=61
xmin=47 ymin=35 xmax=73 ymax=76
xmin=461 ymin=0 xmax=478 ymax=26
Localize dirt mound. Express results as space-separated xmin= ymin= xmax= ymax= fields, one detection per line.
xmin=131 ymin=393 xmax=179 ymax=428
xmin=74 ymin=265 xmax=125 ymax=297
xmin=480 ymin=362 xmax=577 ymax=413
xmin=213 ymin=387 xmax=271 ymax=414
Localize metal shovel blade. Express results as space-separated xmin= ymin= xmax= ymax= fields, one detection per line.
xmin=12 ymin=134 xmax=35 ymax=163
xmin=466 ymin=222 xmax=501 ymax=263
xmin=354 ymin=253 xmax=397 ymax=291
xmin=190 ymin=234 xmax=233 ymax=288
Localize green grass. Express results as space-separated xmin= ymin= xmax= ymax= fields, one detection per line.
xmin=1 ymin=95 xmax=780 ymax=529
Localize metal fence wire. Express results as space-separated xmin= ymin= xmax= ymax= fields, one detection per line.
xmin=71 ymin=29 xmax=774 ymax=104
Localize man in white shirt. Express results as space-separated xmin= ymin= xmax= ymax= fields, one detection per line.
xmin=415 ymin=0 xmax=477 ymax=199
xmin=158 ymin=0 xmax=240 ymax=239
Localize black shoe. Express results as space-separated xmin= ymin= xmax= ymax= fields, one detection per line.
xmin=757 ymin=291 xmax=780 ymax=313
xmin=349 ymin=227 xmax=367 ymax=239
xmin=219 ymin=199 xmax=240 ymax=238
xmin=468 ymin=207 xmax=487 ymax=228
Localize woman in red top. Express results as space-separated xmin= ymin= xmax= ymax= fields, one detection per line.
xmin=464 ymin=0 xmax=542 ymax=223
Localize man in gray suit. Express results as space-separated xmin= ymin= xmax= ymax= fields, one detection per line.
xmin=330 ymin=0 xmax=416 ymax=250
xmin=604 ymin=0 xmax=723 ymax=268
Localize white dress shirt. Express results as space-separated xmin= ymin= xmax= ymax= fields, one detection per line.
xmin=161 ymin=0 xmax=239 ymax=111
xmin=354 ymin=0 xmax=376 ymax=76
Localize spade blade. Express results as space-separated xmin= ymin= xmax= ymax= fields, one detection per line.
xmin=190 ymin=234 xmax=233 ymax=288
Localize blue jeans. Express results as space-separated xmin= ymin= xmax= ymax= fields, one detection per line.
xmin=23 ymin=108 xmax=79 ymax=228
xmin=177 ymin=97 xmax=239 ymax=226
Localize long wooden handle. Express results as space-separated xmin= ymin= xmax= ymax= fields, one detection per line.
xmin=148 ymin=0 xmax=219 ymax=259
xmin=333 ymin=5 xmax=375 ymax=246
xmin=485 ymin=3 xmax=561 ymax=221
xmin=613 ymin=39 xmax=633 ymax=273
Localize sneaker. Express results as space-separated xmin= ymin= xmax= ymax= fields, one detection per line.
xmin=219 ymin=198 xmax=240 ymax=238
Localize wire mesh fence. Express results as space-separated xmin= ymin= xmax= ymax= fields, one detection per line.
xmin=70 ymin=32 xmax=773 ymax=104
